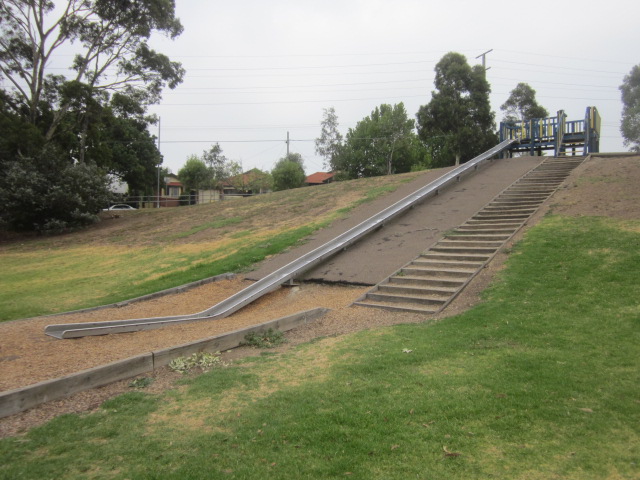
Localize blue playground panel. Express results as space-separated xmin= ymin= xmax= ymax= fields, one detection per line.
xmin=500 ymin=107 xmax=600 ymax=156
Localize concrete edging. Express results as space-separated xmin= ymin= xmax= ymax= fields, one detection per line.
xmin=0 ymin=354 xmax=153 ymax=419
xmin=0 ymin=307 xmax=329 ymax=419
xmin=152 ymin=307 xmax=329 ymax=367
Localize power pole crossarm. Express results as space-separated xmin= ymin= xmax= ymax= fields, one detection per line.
xmin=475 ymin=49 xmax=493 ymax=72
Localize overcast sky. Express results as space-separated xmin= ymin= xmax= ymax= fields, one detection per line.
xmin=145 ymin=0 xmax=639 ymax=175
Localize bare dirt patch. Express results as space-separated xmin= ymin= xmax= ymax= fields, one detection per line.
xmin=1 ymin=154 xmax=638 ymax=438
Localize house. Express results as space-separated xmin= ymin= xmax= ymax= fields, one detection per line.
xmin=158 ymin=175 xmax=184 ymax=207
xmin=305 ymin=172 xmax=335 ymax=186
xmin=221 ymin=168 xmax=272 ymax=198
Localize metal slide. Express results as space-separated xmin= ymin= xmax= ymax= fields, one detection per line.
xmin=45 ymin=139 xmax=516 ymax=339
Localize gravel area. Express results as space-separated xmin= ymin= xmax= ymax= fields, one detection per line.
xmin=1 ymin=153 xmax=638 ymax=438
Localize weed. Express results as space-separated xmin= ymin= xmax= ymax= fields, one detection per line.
xmin=128 ymin=377 xmax=154 ymax=389
xmin=243 ymin=328 xmax=287 ymax=348
xmin=168 ymin=352 xmax=228 ymax=374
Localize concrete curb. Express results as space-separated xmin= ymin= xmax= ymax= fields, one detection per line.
xmin=152 ymin=307 xmax=329 ymax=368
xmin=0 ymin=355 xmax=153 ymax=419
xmin=0 ymin=307 xmax=329 ymax=419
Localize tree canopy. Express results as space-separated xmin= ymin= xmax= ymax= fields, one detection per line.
xmin=332 ymin=103 xmax=427 ymax=179
xmin=201 ymin=143 xmax=242 ymax=189
xmin=620 ymin=64 xmax=640 ymax=152
xmin=178 ymin=156 xmax=211 ymax=192
xmin=0 ymin=0 xmax=183 ymax=139
xmin=501 ymin=83 xmax=549 ymax=123
xmin=0 ymin=0 xmax=184 ymax=231
xmin=315 ymin=107 xmax=343 ymax=170
xmin=228 ymin=168 xmax=273 ymax=194
xmin=178 ymin=144 xmax=243 ymax=192
xmin=416 ymin=52 xmax=497 ymax=166
xmin=272 ymin=153 xmax=306 ymax=191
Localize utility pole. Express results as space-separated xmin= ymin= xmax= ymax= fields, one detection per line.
xmin=475 ymin=49 xmax=493 ymax=73
xmin=156 ymin=117 xmax=161 ymax=208
xmin=286 ymin=131 xmax=290 ymax=156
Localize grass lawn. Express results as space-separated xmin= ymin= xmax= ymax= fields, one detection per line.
xmin=0 ymin=172 xmax=420 ymax=321
xmin=1 ymin=215 xmax=638 ymax=479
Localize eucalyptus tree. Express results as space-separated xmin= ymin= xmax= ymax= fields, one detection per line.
xmin=620 ymin=64 xmax=640 ymax=152
xmin=0 ymin=0 xmax=184 ymax=141
xmin=501 ymin=83 xmax=549 ymax=123
xmin=315 ymin=107 xmax=343 ymax=170
xmin=416 ymin=52 xmax=496 ymax=166
xmin=333 ymin=102 xmax=427 ymax=179
xmin=202 ymin=143 xmax=242 ymax=190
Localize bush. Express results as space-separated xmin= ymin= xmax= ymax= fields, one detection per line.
xmin=0 ymin=146 xmax=112 ymax=232
xmin=271 ymin=160 xmax=305 ymax=191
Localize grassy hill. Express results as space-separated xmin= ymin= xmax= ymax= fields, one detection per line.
xmin=0 ymin=156 xmax=638 ymax=478
xmin=0 ymin=171 xmax=422 ymax=321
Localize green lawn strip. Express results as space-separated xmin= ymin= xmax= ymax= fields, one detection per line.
xmin=1 ymin=216 xmax=638 ymax=479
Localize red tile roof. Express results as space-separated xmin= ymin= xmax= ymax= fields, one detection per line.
xmin=305 ymin=172 xmax=334 ymax=184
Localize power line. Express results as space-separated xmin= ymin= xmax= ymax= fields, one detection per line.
xmin=492 ymin=59 xmax=626 ymax=75
xmin=168 ymin=78 xmax=434 ymax=91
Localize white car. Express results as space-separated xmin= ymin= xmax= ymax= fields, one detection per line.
xmin=104 ymin=204 xmax=137 ymax=211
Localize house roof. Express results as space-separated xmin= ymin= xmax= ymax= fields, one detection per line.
xmin=305 ymin=172 xmax=334 ymax=184
xmin=222 ymin=169 xmax=267 ymax=188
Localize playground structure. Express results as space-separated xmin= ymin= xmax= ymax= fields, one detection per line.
xmin=500 ymin=107 xmax=601 ymax=157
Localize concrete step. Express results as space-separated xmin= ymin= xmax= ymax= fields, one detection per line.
xmin=412 ymin=258 xmax=484 ymax=269
xmin=388 ymin=276 xmax=460 ymax=293
xmin=430 ymin=245 xmax=499 ymax=255
xmin=504 ymin=188 xmax=555 ymax=194
xmin=397 ymin=271 xmax=467 ymax=287
xmin=401 ymin=265 xmax=476 ymax=277
xmin=437 ymin=239 xmax=504 ymax=248
xmin=488 ymin=199 xmax=544 ymax=206
xmin=366 ymin=291 xmax=448 ymax=307
xmin=509 ymin=181 xmax=558 ymax=186
xmin=470 ymin=215 xmax=530 ymax=222
xmin=353 ymin=300 xmax=441 ymax=314
xmin=377 ymin=284 xmax=453 ymax=299
xmin=455 ymin=226 xmax=519 ymax=234
xmin=420 ymin=252 xmax=491 ymax=262
xmin=482 ymin=203 xmax=538 ymax=210
xmin=443 ymin=233 xmax=511 ymax=241
xmin=464 ymin=219 xmax=523 ymax=226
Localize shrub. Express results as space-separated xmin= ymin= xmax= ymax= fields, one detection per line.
xmin=0 ymin=146 xmax=112 ymax=232
xmin=243 ymin=328 xmax=288 ymax=349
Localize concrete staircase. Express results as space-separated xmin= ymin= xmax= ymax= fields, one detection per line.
xmin=353 ymin=157 xmax=584 ymax=314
